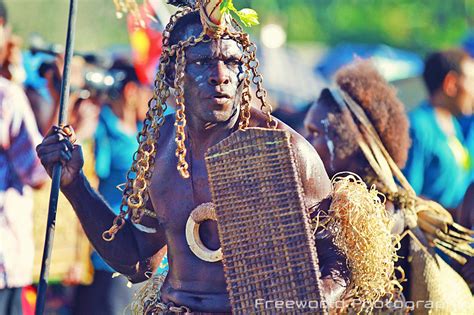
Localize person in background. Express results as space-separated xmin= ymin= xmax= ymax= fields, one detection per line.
xmin=305 ymin=60 xmax=474 ymax=312
xmin=403 ymin=49 xmax=474 ymax=213
xmin=72 ymin=59 xmax=152 ymax=315
xmin=456 ymin=44 xmax=474 ymax=293
xmin=0 ymin=1 xmax=49 ymax=314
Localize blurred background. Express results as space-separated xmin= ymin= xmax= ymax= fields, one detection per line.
xmin=2 ymin=0 xmax=474 ymax=314
xmin=7 ymin=0 xmax=473 ymax=52
xmin=6 ymin=0 xmax=474 ymax=109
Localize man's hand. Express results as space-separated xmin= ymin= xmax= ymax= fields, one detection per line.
xmin=36 ymin=125 xmax=84 ymax=187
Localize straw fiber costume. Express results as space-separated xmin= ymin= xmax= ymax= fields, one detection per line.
xmin=335 ymin=88 xmax=473 ymax=313
xmin=36 ymin=0 xmax=347 ymax=314
xmin=305 ymin=61 xmax=474 ymax=313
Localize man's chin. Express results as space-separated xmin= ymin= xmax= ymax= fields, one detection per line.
xmin=203 ymin=105 xmax=238 ymax=122
xmin=207 ymin=111 xmax=235 ymax=123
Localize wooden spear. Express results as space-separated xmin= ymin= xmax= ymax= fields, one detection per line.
xmin=35 ymin=0 xmax=78 ymax=314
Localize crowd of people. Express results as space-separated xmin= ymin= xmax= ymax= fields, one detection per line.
xmin=0 ymin=1 xmax=161 ymax=313
xmin=1 ymin=0 xmax=473 ymax=314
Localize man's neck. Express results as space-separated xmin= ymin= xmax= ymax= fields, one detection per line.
xmin=187 ymin=112 xmax=239 ymax=157
xmin=431 ymin=97 xmax=456 ymax=136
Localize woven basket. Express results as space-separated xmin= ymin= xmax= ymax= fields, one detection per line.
xmin=205 ymin=128 xmax=326 ymax=314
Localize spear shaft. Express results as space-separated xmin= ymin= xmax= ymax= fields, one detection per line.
xmin=35 ymin=0 xmax=78 ymax=313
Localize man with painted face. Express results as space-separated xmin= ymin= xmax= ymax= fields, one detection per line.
xmin=36 ymin=1 xmax=347 ymax=313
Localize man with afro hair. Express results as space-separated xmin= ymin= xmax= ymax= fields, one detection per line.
xmin=305 ymin=60 xmax=411 ymax=179
xmin=305 ymin=60 xmax=474 ymax=313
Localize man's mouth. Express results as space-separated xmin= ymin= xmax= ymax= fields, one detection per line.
xmin=210 ymin=93 xmax=231 ymax=105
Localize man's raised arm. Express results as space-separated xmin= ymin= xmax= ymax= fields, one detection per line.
xmin=36 ymin=128 xmax=166 ymax=282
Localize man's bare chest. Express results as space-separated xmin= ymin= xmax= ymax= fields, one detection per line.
xmin=148 ymin=146 xmax=213 ymax=229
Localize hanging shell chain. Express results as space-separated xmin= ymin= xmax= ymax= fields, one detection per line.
xmin=238 ymin=39 xmax=252 ymax=130
xmin=172 ymin=34 xmax=210 ymax=179
xmin=239 ymin=74 xmax=252 ymax=130
xmin=245 ymin=39 xmax=277 ymax=129
xmin=174 ymin=46 xmax=189 ymax=178
xmin=228 ymin=31 xmax=277 ymax=130
xmin=102 ymin=8 xmax=193 ymax=242
xmin=102 ymin=50 xmax=170 ymax=242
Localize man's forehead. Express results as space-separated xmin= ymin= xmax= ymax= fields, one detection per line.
xmin=178 ymin=22 xmax=203 ymax=42
xmin=185 ymin=37 xmax=243 ymax=59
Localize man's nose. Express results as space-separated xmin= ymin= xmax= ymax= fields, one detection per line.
xmin=208 ymin=61 xmax=230 ymax=86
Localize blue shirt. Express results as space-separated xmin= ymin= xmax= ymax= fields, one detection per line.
xmin=459 ymin=115 xmax=474 ymax=182
xmin=403 ymin=102 xmax=472 ymax=209
xmin=92 ymin=105 xmax=141 ymax=271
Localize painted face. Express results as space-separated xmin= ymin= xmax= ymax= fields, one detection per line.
xmin=304 ymin=96 xmax=357 ymax=177
xmin=184 ymin=38 xmax=244 ymax=124
xmin=170 ymin=22 xmax=245 ymax=125
xmin=304 ymin=100 xmax=336 ymax=175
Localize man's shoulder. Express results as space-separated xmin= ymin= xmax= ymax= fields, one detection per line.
xmin=163 ymin=112 xmax=176 ymax=122
xmin=152 ymin=113 xmax=176 ymax=147
xmin=408 ymin=103 xmax=436 ymax=138
xmin=408 ymin=102 xmax=432 ymax=124
xmin=138 ymin=111 xmax=176 ymax=132
xmin=248 ymin=108 xmax=313 ymax=155
xmin=162 ymin=112 xmax=176 ymax=132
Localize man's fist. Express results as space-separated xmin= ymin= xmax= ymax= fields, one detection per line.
xmin=36 ymin=125 xmax=84 ymax=187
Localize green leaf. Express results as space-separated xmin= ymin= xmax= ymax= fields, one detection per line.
xmin=220 ymin=0 xmax=259 ymax=27
xmin=236 ymin=8 xmax=259 ymax=26
xmin=220 ymin=0 xmax=237 ymax=14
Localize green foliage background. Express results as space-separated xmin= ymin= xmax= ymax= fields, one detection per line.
xmin=247 ymin=0 xmax=474 ymax=53
xmin=5 ymin=0 xmax=474 ymax=53
xmin=5 ymin=0 xmax=129 ymax=52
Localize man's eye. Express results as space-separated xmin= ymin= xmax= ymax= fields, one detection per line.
xmin=226 ymin=59 xmax=241 ymax=66
xmin=194 ymin=60 xmax=209 ymax=66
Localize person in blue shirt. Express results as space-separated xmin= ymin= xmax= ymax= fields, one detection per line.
xmin=73 ymin=60 xmax=157 ymax=315
xmin=403 ymin=49 xmax=474 ymax=212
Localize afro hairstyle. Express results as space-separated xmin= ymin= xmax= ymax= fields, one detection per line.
xmin=318 ymin=59 xmax=411 ymax=169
